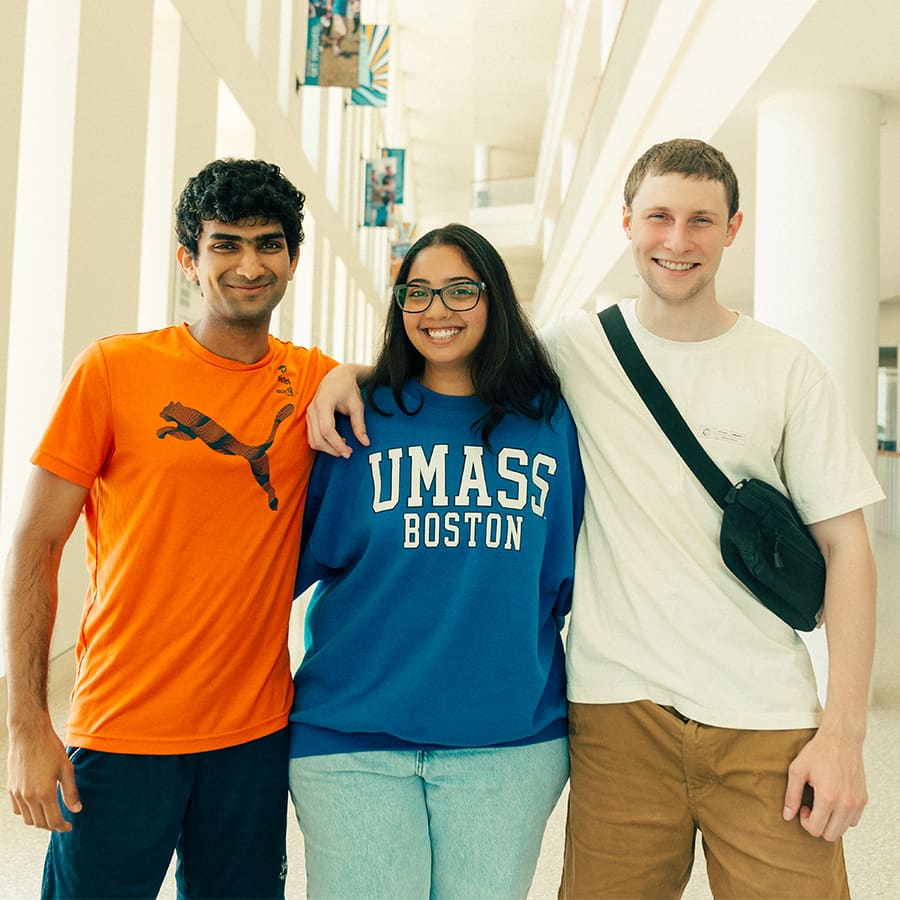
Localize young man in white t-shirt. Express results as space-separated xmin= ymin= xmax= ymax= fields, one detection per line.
xmin=541 ymin=138 xmax=883 ymax=899
xmin=304 ymin=140 xmax=883 ymax=898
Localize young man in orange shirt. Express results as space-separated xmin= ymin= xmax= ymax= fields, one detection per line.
xmin=4 ymin=158 xmax=336 ymax=898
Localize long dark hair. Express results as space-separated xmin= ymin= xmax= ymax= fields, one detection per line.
xmin=363 ymin=223 xmax=561 ymax=448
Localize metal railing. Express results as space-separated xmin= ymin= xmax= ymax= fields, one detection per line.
xmin=472 ymin=176 xmax=536 ymax=209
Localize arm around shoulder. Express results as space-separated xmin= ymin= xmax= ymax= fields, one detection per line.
xmin=306 ymin=363 xmax=373 ymax=457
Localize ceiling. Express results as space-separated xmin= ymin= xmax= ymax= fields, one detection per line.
xmin=388 ymin=0 xmax=900 ymax=315
xmin=392 ymin=0 xmax=567 ymax=227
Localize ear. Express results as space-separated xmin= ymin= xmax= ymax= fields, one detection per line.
xmin=724 ymin=211 xmax=743 ymax=247
xmin=622 ymin=205 xmax=633 ymax=239
xmin=176 ymin=245 xmax=198 ymax=282
xmin=288 ymin=249 xmax=300 ymax=281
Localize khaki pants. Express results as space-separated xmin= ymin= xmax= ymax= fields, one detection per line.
xmin=560 ymin=701 xmax=850 ymax=899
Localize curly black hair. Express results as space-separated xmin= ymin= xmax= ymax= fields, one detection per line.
xmin=175 ymin=158 xmax=306 ymax=260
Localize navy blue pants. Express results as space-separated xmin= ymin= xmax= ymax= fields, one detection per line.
xmin=42 ymin=728 xmax=289 ymax=899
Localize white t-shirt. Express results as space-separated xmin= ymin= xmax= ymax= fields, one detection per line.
xmin=544 ymin=300 xmax=884 ymax=730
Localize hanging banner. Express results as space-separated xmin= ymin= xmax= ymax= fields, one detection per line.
xmin=396 ymin=221 xmax=415 ymax=243
xmin=364 ymin=158 xmax=397 ymax=227
xmin=379 ymin=148 xmax=405 ymax=205
xmin=305 ymin=1 xmax=360 ymax=88
xmin=304 ymin=10 xmax=323 ymax=83
xmin=351 ymin=25 xmax=389 ymax=106
xmin=390 ymin=238 xmax=413 ymax=282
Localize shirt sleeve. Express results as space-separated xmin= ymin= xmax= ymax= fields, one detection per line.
xmin=782 ymin=368 xmax=884 ymax=524
xmin=31 ymin=342 xmax=115 ymax=489
xmin=295 ymin=414 xmax=357 ymax=595
xmin=547 ymin=400 xmax=585 ymax=623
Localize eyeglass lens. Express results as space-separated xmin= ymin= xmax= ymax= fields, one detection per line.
xmin=395 ymin=282 xmax=482 ymax=312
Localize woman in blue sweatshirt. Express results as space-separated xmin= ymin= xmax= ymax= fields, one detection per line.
xmin=289 ymin=224 xmax=584 ymax=899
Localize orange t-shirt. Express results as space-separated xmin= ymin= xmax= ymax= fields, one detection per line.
xmin=33 ymin=325 xmax=337 ymax=754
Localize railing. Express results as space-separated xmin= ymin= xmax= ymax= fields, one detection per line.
xmin=876 ymin=451 xmax=900 ymax=537
xmin=472 ymin=176 xmax=536 ymax=209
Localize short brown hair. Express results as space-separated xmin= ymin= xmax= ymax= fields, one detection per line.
xmin=624 ymin=139 xmax=740 ymax=219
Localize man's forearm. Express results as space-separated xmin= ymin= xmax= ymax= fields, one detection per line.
xmin=5 ymin=467 xmax=89 ymax=726
xmin=811 ymin=510 xmax=877 ymax=737
xmin=345 ymin=362 xmax=374 ymax=384
xmin=819 ymin=544 xmax=876 ymax=738
xmin=4 ymin=538 xmax=62 ymax=727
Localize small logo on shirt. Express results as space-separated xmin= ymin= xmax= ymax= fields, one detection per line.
xmin=276 ymin=365 xmax=294 ymax=396
xmin=701 ymin=426 xmax=746 ymax=446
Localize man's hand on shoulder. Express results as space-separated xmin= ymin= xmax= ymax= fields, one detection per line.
xmin=307 ymin=364 xmax=372 ymax=457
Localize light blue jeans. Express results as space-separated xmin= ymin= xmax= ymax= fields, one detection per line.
xmin=289 ymin=738 xmax=568 ymax=900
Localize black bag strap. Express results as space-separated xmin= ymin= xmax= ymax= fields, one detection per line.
xmin=598 ymin=304 xmax=734 ymax=510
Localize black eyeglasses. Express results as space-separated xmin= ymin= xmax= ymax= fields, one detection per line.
xmin=393 ymin=280 xmax=485 ymax=313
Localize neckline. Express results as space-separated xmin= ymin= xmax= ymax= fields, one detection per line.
xmin=177 ymin=322 xmax=275 ymax=369
xmin=623 ymin=298 xmax=743 ymax=349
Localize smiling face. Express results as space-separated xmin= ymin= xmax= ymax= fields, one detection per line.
xmin=623 ymin=173 xmax=742 ymax=310
xmin=401 ymin=244 xmax=488 ymax=395
xmin=177 ymin=217 xmax=298 ymax=331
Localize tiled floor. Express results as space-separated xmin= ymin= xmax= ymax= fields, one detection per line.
xmin=2 ymin=534 xmax=898 ymax=898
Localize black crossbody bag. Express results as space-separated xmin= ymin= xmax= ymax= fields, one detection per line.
xmin=598 ymin=304 xmax=825 ymax=631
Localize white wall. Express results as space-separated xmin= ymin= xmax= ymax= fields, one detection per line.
xmin=880 ymin=300 xmax=900 ymax=347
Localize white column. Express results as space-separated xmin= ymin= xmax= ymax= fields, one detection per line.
xmin=755 ymin=88 xmax=880 ymax=450
xmin=66 ymin=0 xmax=155 ymax=359
xmin=474 ymin=143 xmax=489 ymax=207
xmin=139 ymin=3 xmax=182 ymax=332
xmin=0 ymin=0 xmax=27 ymax=424
xmin=473 ymin=143 xmax=489 ymax=183
xmin=542 ymin=216 xmax=556 ymax=261
xmin=600 ymin=0 xmax=626 ymax=71
xmin=1 ymin=0 xmax=81 ymax=593
xmin=170 ymin=23 xmax=219 ymax=325
xmin=0 ymin=0 xmax=31 ymax=679
xmin=560 ymin=139 xmax=577 ymax=204
xmin=754 ymin=88 xmax=882 ymax=700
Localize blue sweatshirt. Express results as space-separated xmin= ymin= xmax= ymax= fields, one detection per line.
xmin=288 ymin=381 xmax=584 ymax=757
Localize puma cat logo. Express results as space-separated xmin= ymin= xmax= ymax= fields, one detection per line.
xmin=157 ymin=401 xmax=295 ymax=510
